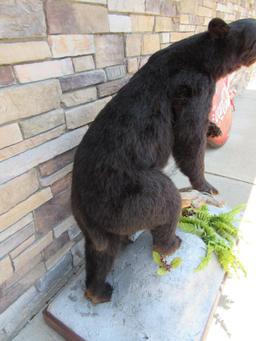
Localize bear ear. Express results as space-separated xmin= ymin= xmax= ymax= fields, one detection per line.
xmin=208 ymin=18 xmax=230 ymax=39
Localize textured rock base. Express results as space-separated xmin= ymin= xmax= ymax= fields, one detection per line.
xmin=44 ymin=207 xmax=225 ymax=341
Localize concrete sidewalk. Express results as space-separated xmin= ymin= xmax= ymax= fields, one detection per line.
xmin=14 ymin=80 xmax=256 ymax=341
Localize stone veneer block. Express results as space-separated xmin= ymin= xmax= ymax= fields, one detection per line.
xmin=97 ymin=77 xmax=130 ymax=97
xmin=0 ymin=188 xmax=53 ymax=233
xmin=142 ymin=34 xmax=160 ymax=55
xmin=0 ymin=256 xmax=13 ymax=285
xmin=130 ymin=15 xmax=154 ymax=32
xmin=40 ymin=163 xmax=73 ymax=187
xmin=0 ymin=127 xmax=87 ymax=184
xmin=20 ymin=109 xmax=65 ymax=138
xmin=14 ymin=59 xmax=74 ymax=83
xmin=155 ymin=16 xmax=176 ymax=32
xmin=13 ymin=231 xmax=53 ymax=271
xmin=0 ymin=0 xmax=46 ymax=39
xmin=95 ymin=35 xmax=124 ymax=68
xmin=0 ymin=123 xmax=23 ymax=150
xmin=0 ymin=222 xmax=34 ymax=259
xmin=46 ymin=0 xmax=109 ymax=34
xmin=127 ymin=58 xmax=139 ymax=74
xmin=65 ymin=97 xmax=111 ymax=129
xmin=61 ymin=87 xmax=97 ymax=107
xmin=0 ymin=66 xmax=15 ymax=87
xmin=108 ymin=15 xmax=132 ymax=32
xmin=0 ymin=80 xmax=61 ymax=125
xmin=0 ymin=169 xmax=39 ymax=215
xmin=126 ymin=34 xmax=142 ymax=57
xmin=105 ymin=65 xmax=126 ymax=81
xmin=72 ymin=55 xmax=95 ymax=72
xmin=60 ymin=70 xmax=106 ymax=92
xmin=48 ymin=35 xmax=95 ymax=58
xmin=39 ymin=149 xmax=76 ymax=177
xmin=0 ymin=214 xmax=33 ymax=243
xmin=108 ymin=0 xmax=145 ymax=13
xmin=0 ymin=126 xmax=65 ymax=162
xmin=0 ymin=41 xmax=51 ymax=65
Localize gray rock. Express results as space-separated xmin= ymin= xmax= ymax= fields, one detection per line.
xmin=60 ymin=70 xmax=106 ymax=92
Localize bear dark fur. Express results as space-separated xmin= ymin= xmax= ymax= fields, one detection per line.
xmin=71 ymin=18 xmax=256 ymax=304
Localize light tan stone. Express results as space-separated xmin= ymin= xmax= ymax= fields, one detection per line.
xmin=61 ymin=87 xmax=97 ymax=107
xmin=0 ymin=123 xmax=23 ymax=150
xmin=179 ymin=25 xmax=196 ymax=32
xmin=15 ymin=59 xmax=73 ymax=83
xmin=108 ymin=15 xmax=132 ymax=32
xmin=155 ymin=17 xmax=176 ymax=32
xmin=127 ymin=58 xmax=139 ymax=74
xmin=0 ymin=169 xmax=39 ymax=215
xmin=13 ymin=231 xmax=53 ymax=271
xmin=108 ymin=0 xmax=145 ymax=13
xmin=0 ymin=125 xmax=65 ymax=162
xmin=20 ymin=109 xmax=65 ymax=138
xmin=0 ymin=41 xmax=51 ymax=65
xmin=0 ymin=256 xmax=13 ymax=285
xmin=73 ymin=55 xmax=95 ymax=72
xmin=0 ymin=188 xmax=52 ymax=233
xmin=10 ymin=235 xmax=35 ymax=259
xmin=46 ymin=241 xmax=74 ymax=270
xmin=131 ymin=15 xmax=154 ymax=32
xmin=48 ymin=35 xmax=95 ymax=58
xmin=160 ymin=32 xmax=170 ymax=44
xmin=0 ymin=80 xmax=61 ymax=125
xmin=0 ymin=214 xmax=33 ymax=243
xmin=197 ymin=6 xmax=213 ymax=17
xmin=95 ymin=35 xmax=124 ymax=68
xmin=180 ymin=15 xmax=191 ymax=24
xmin=65 ymin=97 xmax=111 ymax=129
xmin=142 ymin=34 xmax=160 ymax=55
xmin=170 ymin=32 xmax=194 ymax=42
xmin=180 ymin=0 xmax=198 ymax=14
xmin=126 ymin=34 xmax=142 ymax=57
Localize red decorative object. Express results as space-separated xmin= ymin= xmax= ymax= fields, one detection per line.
xmin=208 ymin=75 xmax=236 ymax=147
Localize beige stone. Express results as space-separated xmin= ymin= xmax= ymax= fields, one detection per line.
xmin=10 ymin=235 xmax=35 ymax=259
xmin=0 ymin=125 xmax=65 ymax=162
xmin=179 ymin=25 xmax=196 ymax=32
xmin=48 ymin=35 xmax=95 ymax=58
xmin=73 ymin=55 xmax=95 ymax=72
xmin=61 ymin=87 xmax=97 ymax=107
xmin=142 ymin=34 xmax=160 ymax=55
xmin=0 ymin=256 xmax=13 ymax=285
xmin=20 ymin=109 xmax=65 ymax=138
xmin=15 ymin=59 xmax=74 ymax=83
xmin=108 ymin=0 xmax=145 ymax=13
xmin=0 ymin=169 xmax=39 ymax=215
xmin=180 ymin=15 xmax=191 ymax=24
xmin=66 ymin=97 xmax=111 ymax=129
xmin=46 ymin=1 xmax=109 ymax=34
xmin=0 ymin=214 xmax=33 ymax=243
xmin=131 ymin=15 xmax=154 ymax=32
xmin=46 ymin=241 xmax=74 ymax=270
xmin=155 ymin=17 xmax=176 ymax=32
xmin=13 ymin=231 xmax=53 ymax=271
xmin=0 ymin=188 xmax=53 ymax=233
xmin=127 ymin=58 xmax=139 ymax=74
xmin=160 ymin=32 xmax=170 ymax=44
xmin=0 ymin=41 xmax=51 ymax=65
xmin=126 ymin=34 xmax=142 ymax=57
xmin=197 ymin=6 xmax=213 ymax=17
xmin=95 ymin=35 xmax=124 ymax=68
xmin=170 ymin=32 xmax=194 ymax=42
xmin=108 ymin=15 xmax=132 ymax=32
xmin=180 ymin=0 xmax=198 ymax=14
xmin=76 ymin=0 xmax=106 ymax=3
xmin=0 ymin=0 xmax=46 ymax=39
xmin=0 ymin=123 xmax=23 ymax=150
xmin=0 ymin=80 xmax=61 ymax=125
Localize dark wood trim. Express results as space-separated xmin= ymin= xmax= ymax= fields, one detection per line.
xmin=43 ymin=308 xmax=86 ymax=341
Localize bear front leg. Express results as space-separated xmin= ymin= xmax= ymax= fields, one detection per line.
xmin=173 ymin=126 xmax=218 ymax=195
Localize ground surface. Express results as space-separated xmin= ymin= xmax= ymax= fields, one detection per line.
xmin=14 ymin=80 xmax=256 ymax=341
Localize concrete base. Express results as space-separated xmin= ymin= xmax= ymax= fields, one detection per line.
xmin=45 ymin=207 xmax=225 ymax=341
